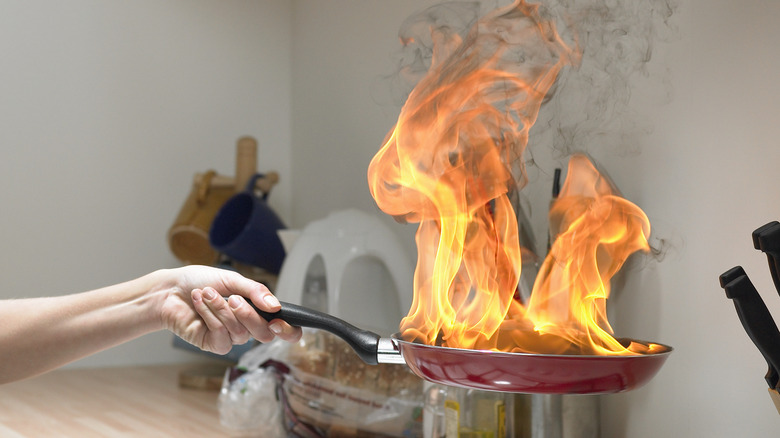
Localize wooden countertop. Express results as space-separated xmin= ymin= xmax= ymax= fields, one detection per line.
xmin=0 ymin=364 xmax=240 ymax=437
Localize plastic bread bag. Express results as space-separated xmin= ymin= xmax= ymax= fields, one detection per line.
xmin=280 ymin=328 xmax=425 ymax=437
xmin=219 ymin=330 xmax=424 ymax=437
xmin=217 ymin=339 xmax=291 ymax=436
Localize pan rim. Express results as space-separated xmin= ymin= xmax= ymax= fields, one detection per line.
xmin=390 ymin=333 xmax=673 ymax=359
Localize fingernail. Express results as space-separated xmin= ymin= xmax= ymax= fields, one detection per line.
xmin=268 ymin=323 xmax=283 ymax=335
xmin=228 ymin=295 xmax=243 ymax=309
xmin=203 ymin=289 xmax=216 ymax=300
xmin=263 ymin=294 xmax=280 ymax=308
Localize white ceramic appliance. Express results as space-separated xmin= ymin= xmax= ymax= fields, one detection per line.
xmin=274 ymin=209 xmax=413 ymax=335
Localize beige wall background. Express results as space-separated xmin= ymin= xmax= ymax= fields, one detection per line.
xmin=2 ymin=0 xmax=780 ymax=436
xmin=0 ymin=0 xmax=293 ymax=366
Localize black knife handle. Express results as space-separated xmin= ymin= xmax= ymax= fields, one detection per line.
xmin=250 ymin=300 xmax=381 ymax=365
xmin=753 ymin=221 xmax=780 ymax=297
xmin=720 ymin=265 xmax=747 ymax=288
xmin=720 ymin=266 xmax=780 ymax=388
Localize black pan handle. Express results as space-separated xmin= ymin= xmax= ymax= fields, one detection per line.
xmin=720 ymin=266 xmax=780 ymax=388
xmin=250 ymin=301 xmax=382 ymax=365
xmin=752 ymin=221 xmax=780 ymax=297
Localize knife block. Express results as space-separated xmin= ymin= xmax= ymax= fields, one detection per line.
xmin=770 ymin=388 xmax=780 ymax=415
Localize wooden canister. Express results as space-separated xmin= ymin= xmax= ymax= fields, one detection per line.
xmin=235 ymin=136 xmax=258 ymax=192
xmin=167 ymin=170 xmax=236 ymax=265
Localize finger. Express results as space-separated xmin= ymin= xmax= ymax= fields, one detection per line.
xmin=240 ymin=290 xmax=300 ymax=342
xmin=201 ymin=287 xmax=250 ymax=344
xmin=218 ymin=271 xmax=280 ymax=311
xmin=228 ymin=294 xmax=275 ymax=343
xmin=191 ymin=288 xmax=232 ymax=354
xmin=267 ymin=319 xmax=303 ymax=343
xmin=228 ymin=295 xmax=301 ymax=343
xmin=247 ymin=284 xmax=282 ymax=313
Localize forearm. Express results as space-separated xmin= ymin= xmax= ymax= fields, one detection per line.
xmin=0 ymin=273 xmax=164 ymax=384
xmin=0 ymin=266 xmax=300 ymax=385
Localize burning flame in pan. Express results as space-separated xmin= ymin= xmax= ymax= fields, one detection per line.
xmin=368 ymin=0 xmax=663 ymax=355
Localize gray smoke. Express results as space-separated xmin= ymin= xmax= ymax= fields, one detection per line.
xmin=532 ymin=0 xmax=679 ymax=159
xmin=379 ymin=2 xmax=482 ymax=108
xmin=378 ymin=0 xmax=679 ymax=159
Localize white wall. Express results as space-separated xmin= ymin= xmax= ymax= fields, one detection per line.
xmin=603 ymin=1 xmax=780 ymax=435
xmin=0 ymin=0 xmax=293 ymax=367
xmin=289 ymin=0 xmax=436 ymax=242
xmin=290 ymin=0 xmax=780 ymax=436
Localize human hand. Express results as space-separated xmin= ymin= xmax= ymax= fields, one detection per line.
xmin=155 ymin=265 xmax=301 ymax=355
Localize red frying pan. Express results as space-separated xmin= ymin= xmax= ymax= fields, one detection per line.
xmin=253 ymin=302 xmax=672 ymax=394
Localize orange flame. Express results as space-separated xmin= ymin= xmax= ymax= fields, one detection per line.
xmin=368 ymin=0 xmax=659 ymax=355
xmin=520 ymin=154 xmax=656 ymax=355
